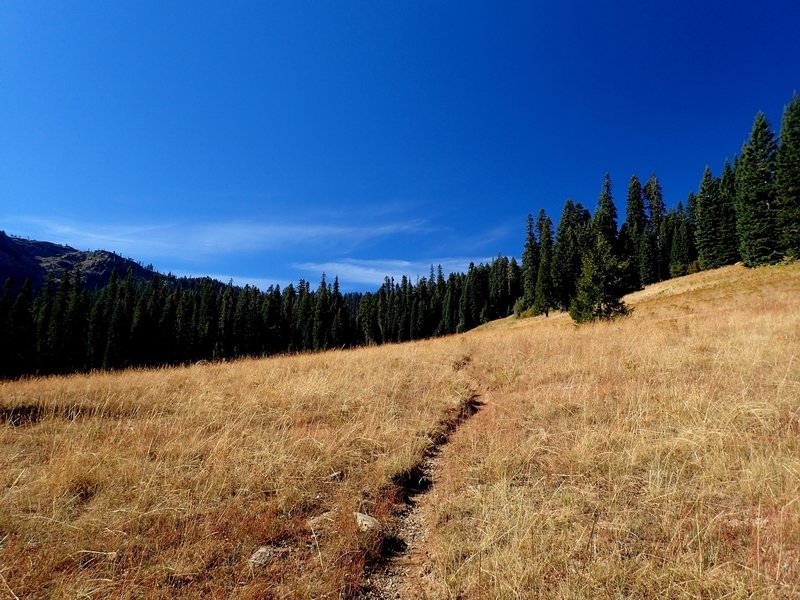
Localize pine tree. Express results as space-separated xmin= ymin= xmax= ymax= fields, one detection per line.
xmin=330 ymin=276 xmax=345 ymax=347
xmin=34 ymin=273 xmax=55 ymax=372
xmin=0 ymin=279 xmax=11 ymax=377
xmin=358 ymin=292 xmax=380 ymax=344
xmin=64 ymin=268 xmax=88 ymax=371
xmin=506 ymin=257 xmax=521 ymax=314
xmin=621 ymin=174 xmax=647 ymax=289
xmin=594 ymin=173 xmax=618 ymax=249
xmin=695 ymin=166 xmax=722 ymax=269
xmin=552 ymin=200 xmax=588 ymax=311
xmin=313 ymin=274 xmax=331 ymax=350
xmin=457 ymin=267 xmax=473 ymax=332
xmin=160 ymin=288 xmax=179 ymax=363
xmin=88 ymin=269 xmax=117 ymax=369
xmin=735 ymin=112 xmax=781 ymax=266
xmin=7 ymin=279 xmax=35 ymax=377
xmin=520 ymin=213 xmax=539 ymax=308
xmin=197 ymin=278 xmax=218 ymax=357
xmin=294 ymin=280 xmax=313 ymax=351
xmin=262 ymin=285 xmax=285 ymax=353
xmin=625 ymin=175 xmax=647 ymax=237
xmin=668 ymin=204 xmax=692 ymax=277
xmin=533 ymin=210 xmax=554 ymax=316
xmin=717 ymin=160 xmax=741 ymax=265
xmin=776 ymin=93 xmax=800 ymax=258
xmin=104 ymin=269 xmax=135 ymax=369
xmin=442 ymin=274 xmax=460 ymax=334
xmin=569 ymin=226 xmax=628 ymax=323
xmin=644 ymin=173 xmax=668 ymax=279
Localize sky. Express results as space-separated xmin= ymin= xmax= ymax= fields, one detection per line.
xmin=2 ymin=1 xmax=799 ymax=291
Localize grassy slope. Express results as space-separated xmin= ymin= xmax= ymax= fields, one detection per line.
xmin=1 ymin=263 xmax=798 ymax=598
xmin=0 ymin=338 xmax=478 ymax=598
xmin=425 ymin=263 xmax=800 ymax=598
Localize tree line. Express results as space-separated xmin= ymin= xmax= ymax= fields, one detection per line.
xmin=1 ymin=94 xmax=798 ymax=377
xmin=516 ymin=94 xmax=799 ymax=322
xmin=0 ymin=258 xmax=522 ymax=378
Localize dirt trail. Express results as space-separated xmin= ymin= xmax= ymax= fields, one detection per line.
xmin=357 ymin=392 xmax=483 ymax=599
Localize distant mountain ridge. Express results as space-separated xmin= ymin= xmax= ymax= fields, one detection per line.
xmin=0 ymin=230 xmax=156 ymax=291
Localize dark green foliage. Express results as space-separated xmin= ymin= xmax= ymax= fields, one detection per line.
xmin=776 ymin=93 xmax=800 ymax=258
xmin=594 ymin=173 xmax=618 ymax=249
xmin=667 ymin=203 xmax=693 ymax=277
xmin=735 ymin=112 xmax=781 ymax=266
xmin=552 ymin=200 xmax=589 ymax=311
xmin=1 ymin=255 xmax=521 ymax=378
xmin=695 ymin=164 xmax=739 ymax=269
xmin=5 ymin=279 xmax=35 ymax=377
xmin=569 ymin=226 xmax=628 ymax=323
xmin=644 ymin=173 xmax=670 ymax=280
xmin=520 ymin=213 xmax=539 ymax=309
xmin=717 ymin=161 xmax=741 ymax=265
xmin=625 ymin=175 xmax=647 ymax=238
xmin=644 ymin=173 xmax=666 ymax=232
xmin=533 ymin=210 xmax=554 ymax=316
xmin=638 ymin=230 xmax=657 ymax=286
xmin=0 ymin=279 xmax=12 ymax=375
xmin=620 ymin=174 xmax=647 ymax=291
xmin=695 ymin=166 xmax=722 ymax=269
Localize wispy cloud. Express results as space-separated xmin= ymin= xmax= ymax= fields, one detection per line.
xmin=294 ymin=257 xmax=495 ymax=288
xmin=3 ymin=215 xmax=431 ymax=260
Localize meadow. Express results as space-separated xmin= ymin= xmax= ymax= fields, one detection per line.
xmin=1 ymin=263 xmax=798 ymax=598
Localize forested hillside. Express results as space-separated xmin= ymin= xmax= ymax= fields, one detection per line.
xmin=515 ymin=94 xmax=799 ymax=321
xmin=1 ymin=94 xmax=798 ymax=378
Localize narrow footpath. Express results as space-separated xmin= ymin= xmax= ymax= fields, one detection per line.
xmin=358 ymin=392 xmax=484 ymax=599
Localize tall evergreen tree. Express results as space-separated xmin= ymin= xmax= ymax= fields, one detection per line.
xmin=735 ymin=112 xmax=781 ymax=266
xmin=594 ymin=173 xmax=618 ymax=249
xmin=569 ymin=226 xmax=627 ymax=323
xmin=625 ymin=174 xmax=647 ymax=238
xmin=717 ymin=160 xmax=741 ymax=265
xmin=7 ymin=279 xmax=35 ymax=377
xmin=520 ymin=213 xmax=539 ymax=309
xmin=552 ymin=200 xmax=590 ymax=311
xmin=695 ymin=166 xmax=723 ymax=269
xmin=668 ymin=204 xmax=692 ymax=277
xmin=64 ymin=268 xmax=88 ymax=371
xmin=621 ymin=174 xmax=647 ymax=290
xmin=644 ymin=173 xmax=668 ymax=279
xmin=34 ymin=273 xmax=55 ymax=372
xmin=533 ymin=210 xmax=554 ymax=316
xmin=776 ymin=93 xmax=800 ymax=258
xmin=88 ymin=269 xmax=117 ymax=369
xmin=0 ymin=279 xmax=12 ymax=376
xmin=104 ymin=269 xmax=135 ymax=368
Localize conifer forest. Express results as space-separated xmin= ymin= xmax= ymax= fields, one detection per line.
xmin=1 ymin=94 xmax=799 ymax=379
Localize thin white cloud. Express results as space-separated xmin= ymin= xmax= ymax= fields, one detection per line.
xmin=294 ymin=257 xmax=495 ymax=287
xmin=3 ymin=215 xmax=430 ymax=260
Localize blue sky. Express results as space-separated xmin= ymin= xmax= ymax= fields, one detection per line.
xmin=2 ymin=1 xmax=799 ymax=291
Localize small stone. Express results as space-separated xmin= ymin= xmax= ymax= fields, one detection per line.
xmin=248 ymin=546 xmax=272 ymax=566
xmin=248 ymin=545 xmax=289 ymax=566
xmin=308 ymin=510 xmax=337 ymax=530
xmin=354 ymin=512 xmax=383 ymax=532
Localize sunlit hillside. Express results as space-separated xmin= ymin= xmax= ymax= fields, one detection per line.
xmin=1 ymin=263 xmax=798 ymax=599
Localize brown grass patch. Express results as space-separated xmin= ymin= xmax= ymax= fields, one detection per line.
xmin=1 ymin=263 xmax=799 ymax=598
xmin=421 ymin=263 xmax=800 ymax=598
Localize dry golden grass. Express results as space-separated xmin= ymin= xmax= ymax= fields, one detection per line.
xmin=1 ymin=263 xmax=799 ymax=598
xmin=0 ymin=337 xmax=477 ymax=598
xmin=422 ymin=263 xmax=800 ymax=598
